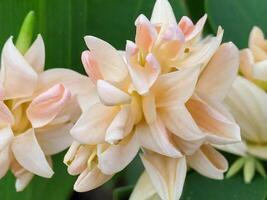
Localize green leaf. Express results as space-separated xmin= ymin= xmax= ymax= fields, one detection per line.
xmin=205 ymin=0 xmax=267 ymax=48
xmin=0 ymin=152 xmax=75 ymax=200
xmin=113 ymin=185 xmax=134 ymax=200
xmin=181 ymin=172 xmax=266 ymax=200
xmin=15 ymin=11 xmax=35 ymax=54
xmin=0 ymin=0 xmax=188 ymax=73
xmin=226 ymin=157 xmax=245 ymax=179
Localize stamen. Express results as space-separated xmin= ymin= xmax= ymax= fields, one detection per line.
xmin=87 ymin=149 xmax=97 ymax=170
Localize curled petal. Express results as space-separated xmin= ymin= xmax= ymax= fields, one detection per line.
xmin=187 ymin=145 xmax=228 ymax=179
xmin=74 ymin=167 xmax=112 ymax=192
xmin=97 ymin=80 xmax=131 ymax=106
xmin=15 ymin=171 xmax=34 ymax=192
xmin=187 ymin=96 xmax=241 ymax=145
xmin=150 ymin=0 xmax=177 ymax=26
xmin=1 ymin=37 xmax=38 ymax=99
xmin=135 ymin=14 xmax=157 ymax=53
xmin=126 ymin=42 xmax=161 ymax=94
xmin=24 ymin=34 xmax=45 ymax=74
xmin=64 ymin=141 xmax=80 ymax=165
xmin=98 ymin=134 xmax=139 ymax=175
xmin=136 ymin=118 xmax=182 ymax=158
xmin=154 ymin=65 xmax=200 ymax=107
xmin=196 ymin=42 xmax=239 ymax=101
xmin=84 ymin=36 xmax=128 ymax=82
xmin=12 ymin=128 xmax=54 ymax=178
xmin=215 ymin=142 xmax=247 ymax=157
xmin=70 ymin=103 xmax=119 ymax=144
xmin=106 ymin=106 xmax=134 ymax=144
xmin=35 ymin=123 xmax=73 ymax=155
xmin=141 ymin=152 xmax=187 ymax=200
xmin=81 ymin=50 xmax=102 ymax=84
xmin=27 ymin=84 xmax=71 ymax=128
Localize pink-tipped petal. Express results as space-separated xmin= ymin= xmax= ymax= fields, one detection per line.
xmin=135 ymin=14 xmax=157 ymax=53
xmin=0 ymin=102 xmax=14 ymax=127
xmin=81 ymin=50 xmax=102 ymax=84
xmin=84 ymin=36 xmax=128 ymax=82
xmin=27 ymin=84 xmax=71 ymax=128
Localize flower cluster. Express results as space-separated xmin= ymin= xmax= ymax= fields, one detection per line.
xmin=6 ymin=0 xmax=266 ymax=199
xmin=64 ymin=0 xmax=241 ymax=199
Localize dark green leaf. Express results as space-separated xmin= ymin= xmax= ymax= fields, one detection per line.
xmin=113 ymin=185 xmax=133 ymax=200
xmin=0 ymin=152 xmax=75 ymax=200
xmin=205 ymin=0 xmax=267 ymax=48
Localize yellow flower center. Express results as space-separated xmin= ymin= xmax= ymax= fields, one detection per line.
xmin=5 ymin=100 xmax=31 ymax=136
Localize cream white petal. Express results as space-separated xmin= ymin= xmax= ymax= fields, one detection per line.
xmin=187 ymin=95 xmax=241 ymax=145
xmin=97 ymin=80 xmax=131 ymax=106
xmin=214 ymin=142 xmax=247 ymax=157
xmin=0 ymin=102 xmax=14 ymax=127
xmin=239 ymin=49 xmax=254 ymax=80
xmin=154 ymin=65 xmax=200 ymax=107
xmin=187 ymin=145 xmax=228 ymax=179
xmin=130 ymin=172 xmax=160 ymax=200
xmin=142 ymin=92 xmax=157 ymax=124
xmin=159 ymin=105 xmax=204 ymax=141
xmin=150 ymin=0 xmax=177 ymax=26
xmin=253 ymin=60 xmax=267 ymax=81
xmin=98 ymin=134 xmax=139 ymax=175
xmin=196 ymin=42 xmax=239 ymax=101
xmin=1 ymin=37 xmax=38 ymax=99
xmin=141 ymin=152 xmax=187 ymax=200
xmin=106 ymin=105 xmax=134 ymax=144
xmin=136 ymin=118 xmax=182 ymax=158
xmin=0 ymin=145 xmax=11 ymax=178
xmin=225 ymin=76 xmax=267 ymax=143
xmin=177 ymin=27 xmax=223 ymax=69
xmin=247 ymin=145 xmax=267 ymax=160
xmin=15 ymin=171 xmax=34 ymax=192
xmin=67 ymin=145 xmax=92 ymax=176
xmin=84 ymin=36 xmax=128 ymax=82
xmin=24 ymin=34 xmax=45 ymax=74
xmin=70 ymin=103 xmax=118 ymax=144
xmin=74 ymin=167 xmax=112 ymax=192
xmin=35 ymin=123 xmax=73 ymax=155
xmin=38 ymin=68 xmax=94 ymax=97
xmin=11 ymin=128 xmax=54 ymax=178
xmin=0 ymin=126 xmax=13 ymax=151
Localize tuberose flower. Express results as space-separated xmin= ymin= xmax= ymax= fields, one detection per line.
xmin=0 ymin=29 xmax=91 ymax=191
xmin=67 ymin=0 xmax=240 ymax=198
xmin=220 ymin=27 xmax=267 ymax=182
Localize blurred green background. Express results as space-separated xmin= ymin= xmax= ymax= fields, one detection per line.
xmin=0 ymin=0 xmax=267 ymax=199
